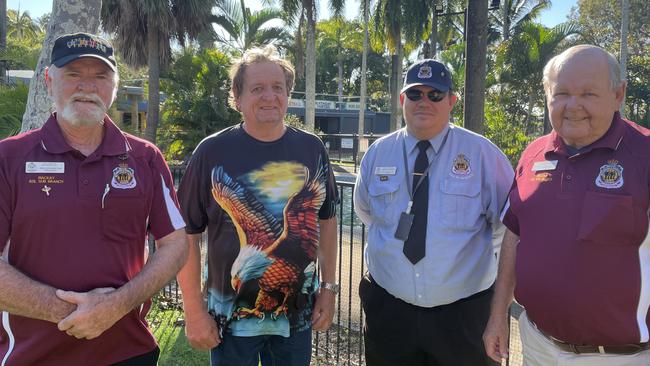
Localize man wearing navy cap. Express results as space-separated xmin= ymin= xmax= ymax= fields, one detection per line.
xmin=354 ymin=59 xmax=513 ymax=365
xmin=0 ymin=32 xmax=188 ymax=365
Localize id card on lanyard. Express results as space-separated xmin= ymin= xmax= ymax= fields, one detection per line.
xmin=394 ymin=130 xmax=450 ymax=241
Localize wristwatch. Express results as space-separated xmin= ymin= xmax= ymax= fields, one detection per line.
xmin=320 ymin=281 xmax=340 ymax=294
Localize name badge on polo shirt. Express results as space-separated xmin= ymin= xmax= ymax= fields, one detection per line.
xmin=532 ymin=160 xmax=558 ymax=172
xmin=25 ymin=162 xmax=65 ymax=174
xmin=375 ymin=166 xmax=397 ymax=175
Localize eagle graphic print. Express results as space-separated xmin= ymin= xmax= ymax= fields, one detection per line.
xmin=210 ymin=160 xmax=327 ymax=324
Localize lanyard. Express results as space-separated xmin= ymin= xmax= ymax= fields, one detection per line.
xmin=401 ymin=129 xmax=450 ymax=213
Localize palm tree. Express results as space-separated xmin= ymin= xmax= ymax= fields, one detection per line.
xmin=491 ymin=0 xmax=551 ymax=41
xmin=276 ymin=0 xmax=346 ymax=131
xmin=209 ymin=0 xmax=291 ymax=54
xmin=1 ymin=0 xmax=6 ymax=83
xmin=496 ymin=21 xmax=580 ymax=134
xmin=373 ymin=0 xmax=429 ymax=131
xmin=101 ymin=0 xmax=214 ymax=143
xmin=620 ymin=0 xmax=629 ymax=117
xmin=6 ymin=9 xmax=40 ymax=40
xmin=21 ymin=0 xmax=102 ymax=132
xmin=357 ymin=0 xmax=370 ymax=156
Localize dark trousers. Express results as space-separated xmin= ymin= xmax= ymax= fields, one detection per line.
xmin=111 ymin=347 xmax=160 ymax=366
xmin=360 ymin=275 xmax=496 ymax=366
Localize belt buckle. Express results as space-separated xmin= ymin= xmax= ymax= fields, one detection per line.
xmin=598 ymin=346 xmax=605 ymax=354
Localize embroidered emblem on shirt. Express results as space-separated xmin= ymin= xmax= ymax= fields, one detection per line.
xmin=418 ymin=65 xmax=432 ymax=79
xmin=450 ymin=154 xmax=472 ymax=179
xmin=532 ymin=172 xmax=553 ymax=183
xmin=42 ymin=185 xmax=51 ymax=196
xmin=595 ymin=160 xmax=623 ymax=189
xmin=111 ymin=162 xmax=137 ymax=189
xmin=379 ymin=175 xmax=388 ymax=181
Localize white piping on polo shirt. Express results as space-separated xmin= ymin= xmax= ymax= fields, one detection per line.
xmin=1 ymin=312 xmax=15 ymax=366
xmin=500 ymin=198 xmax=511 ymax=223
xmin=636 ymin=206 xmax=650 ymax=342
xmin=160 ymin=174 xmax=185 ymax=230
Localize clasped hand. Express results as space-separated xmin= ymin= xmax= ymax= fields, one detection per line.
xmin=55 ymin=287 xmax=124 ymax=340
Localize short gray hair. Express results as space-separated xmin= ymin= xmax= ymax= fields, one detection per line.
xmin=542 ymin=45 xmax=623 ymax=93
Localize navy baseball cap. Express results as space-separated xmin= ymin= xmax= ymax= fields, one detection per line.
xmin=51 ymin=32 xmax=117 ymax=72
xmin=401 ymin=59 xmax=452 ymax=93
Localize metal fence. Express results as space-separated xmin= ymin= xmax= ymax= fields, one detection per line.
xmin=154 ymin=166 xmax=522 ymax=366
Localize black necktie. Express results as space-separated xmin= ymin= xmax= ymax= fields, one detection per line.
xmin=404 ymin=140 xmax=430 ymax=264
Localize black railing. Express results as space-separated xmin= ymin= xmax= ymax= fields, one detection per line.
xmin=153 ymin=166 xmax=522 ymax=366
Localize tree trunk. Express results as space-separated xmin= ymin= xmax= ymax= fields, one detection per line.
xmin=619 ymin=0 xmax=629 ymax=118
xmin=21 ymin=0 xmax=102 ymax=132
xmin=357 ymin=0 xmax=369 ymax=155
xmin=389 ymin=42 xmax=403 ymax=132
xmin=130 ymin=94 xmax=139 ymax=131
xmin=294 ymin=10 xmax=305 ymax=81
xmin=304 ymin=1 xmax=316 ymax=131
xmin=144 ymin=20 xmax=160 ymax=143
xmin=427 ymin=1 xmax=438 ymax=58
xmin=0 ymin=0 xmax=6 ymax=84
xmin=543 ymin=96 xmax=551 ymax=134
xmin=336 ymin=26 xmax=343 ymax=105
xmin=463 ymin=1 xmax=488 ymax=134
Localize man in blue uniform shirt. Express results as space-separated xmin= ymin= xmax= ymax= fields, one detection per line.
xmin=354 ymin=59 xmax=514 ymax=366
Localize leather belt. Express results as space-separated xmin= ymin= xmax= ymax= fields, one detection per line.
xmin=537 ymin=327 xmax=650 ymax=355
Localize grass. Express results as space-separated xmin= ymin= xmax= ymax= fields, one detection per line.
xmin=147 ymin=296 xmax=209 ymax=366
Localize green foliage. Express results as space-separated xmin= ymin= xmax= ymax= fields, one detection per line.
xmin=209 ymin=0 xmax=292 ymax=54
xmin=570 ymin=0 xmax=650 ymax=125
xmin=284 ymin=113 xmax=321 ymax=134
xmin=315 ymin=17 xmax=390 ymax=103
xmin=0 ymin=84 xmax=29 ymax=139
xmin=1 ymin=9 xmax=45 ymax=70
xmin=483 ymin=100 xmax=532 ymax=166
xmin=158 ymin=48 xmax=240 ymax=161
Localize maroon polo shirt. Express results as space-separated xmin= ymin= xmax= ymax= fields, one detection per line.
xmin=503 ymin=113 xmax=650 ymax=346
xmin=0 ymin=114 xmax=184 ymax=365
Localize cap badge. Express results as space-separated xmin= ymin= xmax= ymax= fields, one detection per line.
xmin=418 ymin=65 xmax=432 ymax=79
xmin=66 ymin=37 xmax=108 ymax=53
xmin=111 ymin=162 xmax=137 ymax=189
xmin=595 ymin=159 xmax=623 ymax=189
xmin=451 ymin=154 xmax=472 ymax=178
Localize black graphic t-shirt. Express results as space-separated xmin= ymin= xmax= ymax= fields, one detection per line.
xmin=178 ymin=124 xmax=337 ymax=337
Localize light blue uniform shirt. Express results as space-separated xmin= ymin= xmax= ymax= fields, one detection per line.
xmin=354 ymin=124 xmax=514 ymax=307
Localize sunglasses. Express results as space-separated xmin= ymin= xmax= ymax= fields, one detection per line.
xmin=404 ymin=89 xmax=446 ymax=102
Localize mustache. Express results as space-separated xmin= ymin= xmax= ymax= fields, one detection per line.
xmin=69 ymin=93 xmax=106 ymax=109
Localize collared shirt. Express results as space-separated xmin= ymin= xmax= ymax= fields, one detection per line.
xmin=0 ymin=114 xmax=185 ymax=366
xmin=502 ymin=113 xmax=650 ymax=345
xmin=354 ymin=124 xmax=514 ymax=307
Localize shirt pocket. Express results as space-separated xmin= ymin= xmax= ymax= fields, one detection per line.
xmin=577 ymin=191 xmax=636 ymax=246
xmin=101 ymin=189 xmax=148 ymax=244
xmin=439 ymin=178 xmax=482 ymax=230
xmin=368 ymin=180 xmax=401 ymax=226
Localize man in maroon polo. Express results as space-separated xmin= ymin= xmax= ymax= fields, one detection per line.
xmin=0 ymin=33 xmax=188 ymax=365
xmin=483 ymin=45 xmax=650 ymax=365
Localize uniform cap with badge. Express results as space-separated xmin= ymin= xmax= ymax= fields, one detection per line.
xmin=51 ymin=32 xmax=117 ymax=72
xmin=401 ymin=59 xmax=453 ymax=93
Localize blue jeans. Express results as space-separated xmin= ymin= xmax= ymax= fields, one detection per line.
xmin=210 ymin=328 xmax=312 ymax=366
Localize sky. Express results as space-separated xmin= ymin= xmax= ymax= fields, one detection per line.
xmin=8 ymin=0 xmax=578 ymax=28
